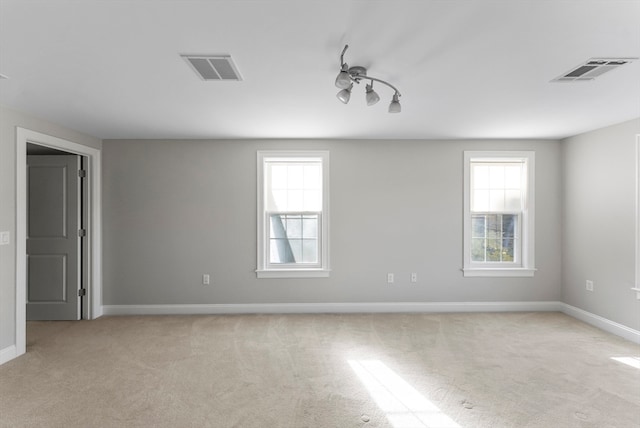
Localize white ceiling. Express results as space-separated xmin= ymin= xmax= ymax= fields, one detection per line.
xmin=1 ymin=0 xmax=639 ymax=140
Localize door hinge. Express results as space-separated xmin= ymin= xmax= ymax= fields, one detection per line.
xmin=78 ymin=288 xmax=87 ymax=297
xmin=78 ymin=229 xmax=87 ymax=237
xmin=78 ymin=170 xmax=87 ymax=178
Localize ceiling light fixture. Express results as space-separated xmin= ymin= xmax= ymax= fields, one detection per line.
xmin=334 ymin=45 xmax=402 ymax=113
xmin=337 ymin=83 xmax=353 ymax=104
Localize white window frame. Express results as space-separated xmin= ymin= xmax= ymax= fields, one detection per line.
xmin=257 ymin=150 xmax=330 ymax=278
xmin=463 ymin=151 xmax=536 ymax=277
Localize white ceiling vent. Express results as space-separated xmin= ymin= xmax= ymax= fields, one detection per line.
xmin=181 ymin=55 xmax=242 ymax=81
xmin=551 ymin=58 xmax=637 ymax=82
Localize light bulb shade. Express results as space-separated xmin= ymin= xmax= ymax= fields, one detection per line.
xmin=388 ymin=93 xmax=401 ymax=113
xmin=365 ymin=84 xmax=380 ymax=106
xmin=335 ymin=66 xmax=352 ymax=89
xmin=336 ymin=84 xmax=353 ymax=104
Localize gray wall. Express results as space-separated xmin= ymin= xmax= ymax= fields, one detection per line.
xmin=102 ymin=138 xmax=562 ymax=306
xmin=4 ymin=107 xmax=637 ymax=356
xmin=562 ymin=118 xmax=640 ymax=330
xmin=0 ymin=106 xmax=101 ymax=351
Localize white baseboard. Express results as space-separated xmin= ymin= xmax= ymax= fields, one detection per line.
xmin=0 ymin=345 xmax=17 ymax=366
xmin=102 ymin=301 xmax=563 ymax=316
xmin=560 ymin=303 xmax=640 ymax=344
xmin=102 ymin=301 xmax=639 ymax=343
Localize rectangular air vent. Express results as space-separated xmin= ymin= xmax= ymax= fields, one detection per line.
xmin=551 ymin=58 xmax=637 ymax=82
xmin=181 ymin=54 xmax=242 ymax=81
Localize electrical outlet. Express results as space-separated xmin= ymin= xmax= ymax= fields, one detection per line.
xmin=585 ymin=280 xmax=593 ymax=291
xmin=203 ymin=274 xmax=211 ymax=285
xmin=387 ymin=273 xmax=394 ymax=284
xmin=411 ymin=273 xmax=417 ymax=283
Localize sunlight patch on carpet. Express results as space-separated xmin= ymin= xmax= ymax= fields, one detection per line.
xmin=348 ymin=360 xmax=461 ymax=428
xmin=611 ymin=356 xmax=640 ymax=370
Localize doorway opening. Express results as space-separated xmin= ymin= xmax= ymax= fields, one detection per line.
xmin=15 ymin=128 xmax=102 ymax=358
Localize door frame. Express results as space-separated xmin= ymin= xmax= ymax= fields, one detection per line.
xmin=16 ymin=128 xmax=102 ymax=357
xmin=636 ymin=135 xmax=640 ymax=290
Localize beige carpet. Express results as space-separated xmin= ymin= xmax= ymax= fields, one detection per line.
xmin=0 ymin=312 xmax=638 ymax=428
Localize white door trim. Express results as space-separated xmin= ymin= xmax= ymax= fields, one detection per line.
xmin=636 ymin=135 xmax=640 ymax=291
xmin=16 ymin=128 xmax=102 ymax=357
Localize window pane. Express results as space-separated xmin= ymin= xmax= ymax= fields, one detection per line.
xmin=486 ymin=239 xmax=501 ymax=261
xmin=269 ymin=189 xmax=287 ymax=211
xmin=303 ymin=189 xmax=321 ymax=211
xmin=473 ymin=165 xmax=489 ymax=188
xmin=505 ymin=190 xmax=522 ymax=211
xmin=302 ymin=216 xmax=318 ymax=238
xmin=302 ymin=239 xmax=318 ymax=263
xmin=504 ymin=165 xmax=522 ymax=189
xmin=471 ymin=215 xmax=486 ymax=238
xmin=473 ymin=189 xmax=489 ymax=211
xmin=502 ymin=238 xmax=515 ymax=261
xmin=270 ymin=165 xmax=288 ymax=189
xmin=287 ymin=165 xmax=304 ymax=189
xmin=486 ymin=215 xmax=501 ymax=239
xmin=270 ymin=240 xmax=282 ymax=263
xmin=270 ymin=214 xmax=287 ymax=238
xmin=285 ymin=216 xmax=302 ymax=238
xmin=289 ymin=239 xmax=302 ymax=262
xmin=288 ymin=189 xmax=304 ymax=211
xmin=502 ymin=215 xmax=516 ymax=238
xmin=270 ymin=238 xmax=295 ymax=264
xmin=304 ymin=164 xmax=321 ymax=189
xmin=489 ymin=166 xmax=504 ymax=188
xmin=471 ymin=238 xmax=485 ymax=261
xmin=489 ymin=189 xmax=505 ymax=211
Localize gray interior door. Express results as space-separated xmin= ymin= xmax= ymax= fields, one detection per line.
xmin=27 ymin=155 xmax=81 ymax=320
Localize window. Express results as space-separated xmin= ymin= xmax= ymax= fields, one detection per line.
xmin=463 ymin=151 xmax=535 ymax=277
xmin=257 ymin=151 xmax=329 ymax=278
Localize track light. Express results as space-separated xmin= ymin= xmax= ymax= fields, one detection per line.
xmin=334 ymin=44 xmax=402 ymax=113
xmin=335 ymin=64 xmax=352 ymax=89
xmin=336 ymin=83 xmax=353 ymax=104
xmin=365 ymin=83 xmax=380 ymax=106
xmin=388 ymin=93 xmax=401 ymax=113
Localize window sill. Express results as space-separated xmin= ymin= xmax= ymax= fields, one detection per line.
xmin=463 ymin=268 xmax=536 ymax=278
xmin=256 ymin=269 xmax=330 ymax=279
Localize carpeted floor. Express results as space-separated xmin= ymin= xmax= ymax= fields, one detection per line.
xmin=0 ymin=312 xmax=638 ymax=428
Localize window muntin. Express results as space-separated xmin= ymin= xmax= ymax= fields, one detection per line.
xmin=257 ymin=151 xmax=329 ymax=277
xmin=471 ymin=213 xmax=519 ymax=263
xmin=269 ymin=213 xmax=319 ymax=265
xmin=463 ymin=151 xmax=535 ymax=277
